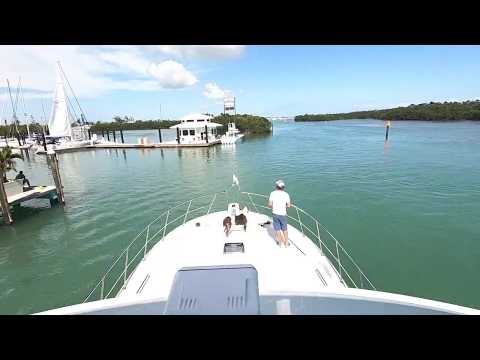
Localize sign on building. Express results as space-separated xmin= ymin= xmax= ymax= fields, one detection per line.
xmin=224 ymin=94 xmax=236 ymax=115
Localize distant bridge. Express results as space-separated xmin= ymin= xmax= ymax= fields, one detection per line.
xmin=258 ymin=116 xmax=295 ymax=121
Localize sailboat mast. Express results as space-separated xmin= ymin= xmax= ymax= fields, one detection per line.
xmin=6 ymin=79 xmax=20 ymax=138
xmin=18 ymin=79 xmax=31 ymax=138
xmin=41 ymin=100 xmax=47 ymax=134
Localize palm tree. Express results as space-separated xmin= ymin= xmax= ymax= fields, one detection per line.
xmin=0 ymin=147 xmax=24 ymax=224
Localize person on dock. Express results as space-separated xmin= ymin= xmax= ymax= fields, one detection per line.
xmin=268 ymin=180 xmax=292 ymax=248
xmin=15 ymin=171 xmax=31 ymax=187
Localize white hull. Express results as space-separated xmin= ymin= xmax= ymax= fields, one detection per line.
xmin=221 ymin=133 xmax=244 ymax=144
xmin=34 ymin=139 xmax=95 ymax=154
xmin=117 ymin=210 xmax=345 ymax=301
xmin=36 ymin=192 xmax=480 ymax=315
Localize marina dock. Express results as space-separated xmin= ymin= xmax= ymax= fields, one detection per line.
xmin=1 ymin=151 xmax=65 ymax=225
xmin=7 ymin=186 xmax=58 ymax=206
xmin=53 ymin=140 xmax=222 ymax=153
xmin=92 ymin=140 xmax=221 ymax=148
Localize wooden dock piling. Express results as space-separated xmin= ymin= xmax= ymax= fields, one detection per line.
xmin=42 ymin=132 xmax=48 ymax=152
xmin=113 ymin=131 xmax=116 ymax=143
xmin=0 ymin=179 xmax=13 ymax=225
xmin=107 ymin=131 xmax=110 ymax=141
xmin=120 ymin=129 xmax=125 ymax=143
xmin=47 ymin=151 xmax=65 ymax=205
xmin=158 ymin=129 xmax=162 ymax=143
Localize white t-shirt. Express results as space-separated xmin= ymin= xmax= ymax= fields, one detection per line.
xmin=269 ymin=190 xmax=291 ymax=216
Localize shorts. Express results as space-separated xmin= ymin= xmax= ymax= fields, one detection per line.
xmin=272 ymin=214 xmax=288 ymax=231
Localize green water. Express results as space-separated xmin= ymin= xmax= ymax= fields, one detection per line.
xmin=1 ymin=120 xmax=480 ymax=314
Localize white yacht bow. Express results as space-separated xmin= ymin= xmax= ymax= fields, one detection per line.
xmin=37 ymin=189 xmax=479 ymax=315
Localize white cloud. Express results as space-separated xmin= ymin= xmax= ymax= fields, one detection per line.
xmin=0 ymin=90 xmax=52 ymax=102
xmin=0 ymin=46 xmax=200 ymax=99
xmin=203 ymin=82 xmax=229 ymax=100
xmin=148 ymin=61 xmax=198 ymax=89
xmin=151 ymin=45 xmax=246 ymax=60
xmin=97 ymin=48 xmax=151 ymax=76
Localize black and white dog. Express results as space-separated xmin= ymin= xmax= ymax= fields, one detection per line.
xmin=223 ymin=206 xmax=248 ymax=236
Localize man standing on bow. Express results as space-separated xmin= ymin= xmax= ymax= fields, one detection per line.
xmin=268 ymin=180 xmax=291 ymax=248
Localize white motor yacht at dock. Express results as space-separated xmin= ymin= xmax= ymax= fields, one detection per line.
xmin=221 ymin=122 xmax=244 ymax=144
xmin=168 ymin=113 xmax=222 ymax=146
xmin=37 ymin=178 xmax=480 ymax=315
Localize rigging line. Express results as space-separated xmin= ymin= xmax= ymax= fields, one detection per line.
xmin=57 ymin=61 xmax=87 ymax=121
xmin=19 ymin=82 xmax=31 ymax=138
xmin=6 ymin=79 xmax=15 ymax=116
xmin=66 ymin=92 xmax=79 ymax=123
xmin=66 ymin=102 xmax=76 ymax=134
xmin=13 ymin=77 xmax=21 ymax=115
xmin=41 ymin=100 xmax=48 ymax=125
xmin=19 ymin=79 xmax=29 ymax=124
xmin=6 ymin=79 xmax=19 ymax=137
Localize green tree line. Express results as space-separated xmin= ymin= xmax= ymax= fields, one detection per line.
xmin=0 ymin=123 xmax=45 ymax=138
xmin=90 ymin=119 xmax=179 ymax=132
xmin=0 ymin=114 xmax=273 ymax=137
xmin=295 ymin=100 xmax=480 ymax=122
xmin=91 ymin=114 xmax=272 ymax=134
xmin=213 ymin=114 xmax=272 ymax=134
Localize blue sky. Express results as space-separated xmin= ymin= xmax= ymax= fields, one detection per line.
xmin=1 ymin=45 xmax=479 ymax=123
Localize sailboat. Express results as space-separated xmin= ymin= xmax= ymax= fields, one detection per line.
xmin=34 ymin=63 xmax=96 ymax=154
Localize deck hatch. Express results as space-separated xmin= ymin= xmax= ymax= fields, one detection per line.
xmin=164 ymin=265 xmax=260 ymax=315
xmin=223 ymin=242 xmax=245 ymax=254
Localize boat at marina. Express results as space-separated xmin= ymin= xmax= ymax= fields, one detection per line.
xmin=37 ymin=180 xmax=480 ymax=315
xmin=32 ymin=63 xmax=98 ymax=155
xmin=221 ymin=122 xmax=244 ymax=144
xmin=168 ymin=113 xmax=222 ymax=145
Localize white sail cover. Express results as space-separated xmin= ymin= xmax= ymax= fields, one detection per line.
xmin=48 ymin=66 xmax=73 ymax=138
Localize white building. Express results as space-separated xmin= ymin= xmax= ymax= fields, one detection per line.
xmin=170 ymin=113 xmax=222 ymax=145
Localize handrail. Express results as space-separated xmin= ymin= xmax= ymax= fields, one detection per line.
xmin=241 ymin=191 xmax=376 ymax=290
xmin=83 ymin=189 xmax=375 ymax=303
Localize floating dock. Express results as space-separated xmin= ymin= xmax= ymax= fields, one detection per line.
xmin=1 ymin=151 xmax=65 ymax=225
xmin=52 ymin=140 xmax=221 ymax=153
xmin=7 ymin=186 xmax=59 ymax=206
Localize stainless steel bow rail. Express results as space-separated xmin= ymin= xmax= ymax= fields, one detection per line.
xmin=242 ymin=192 xmax=376 ymax=291
xmin=83 ymin=190 xmax=375 ymax=303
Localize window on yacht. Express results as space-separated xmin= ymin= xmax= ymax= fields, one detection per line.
xmin=182 ymin=130 xmax=189 ymax=136
xmin=189 ymin=130 xmax=195 ymax=136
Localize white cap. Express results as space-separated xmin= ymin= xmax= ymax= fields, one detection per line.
xmin=275 ymin=180 xmax=285 ymax=188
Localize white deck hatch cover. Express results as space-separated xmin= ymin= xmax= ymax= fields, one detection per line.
xmin=164 ymin=264 xmax=260 ymax=315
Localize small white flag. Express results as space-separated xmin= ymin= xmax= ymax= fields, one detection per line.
xmin=232 ymin=174 xmax=239 ymax=187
